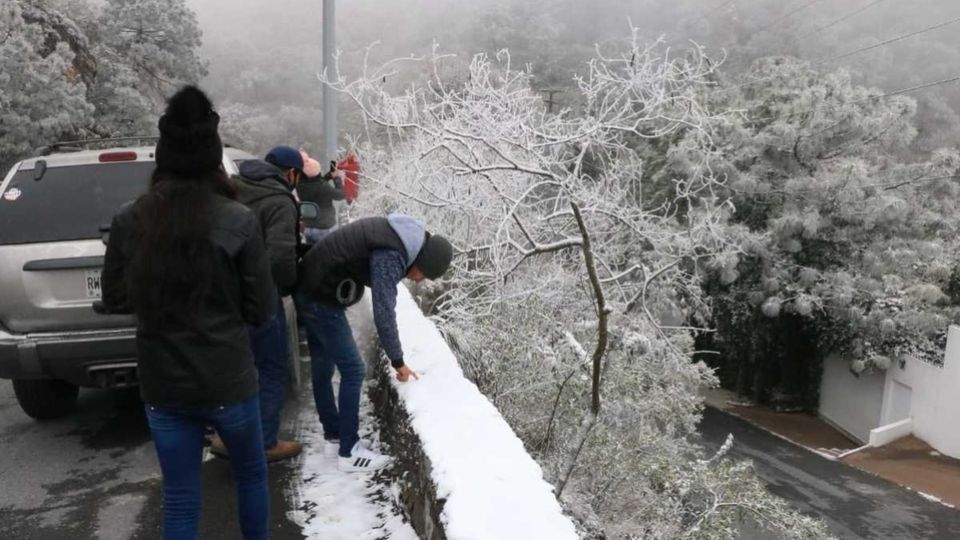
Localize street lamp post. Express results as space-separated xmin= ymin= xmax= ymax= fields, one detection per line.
xmin=322 ymin=0 xmax=337 ymax=165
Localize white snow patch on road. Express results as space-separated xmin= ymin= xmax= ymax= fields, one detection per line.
xmin=915 ymin=489 xmax=957 ymax=509
xmin=286 ymin=393 xmax=417 ymax=540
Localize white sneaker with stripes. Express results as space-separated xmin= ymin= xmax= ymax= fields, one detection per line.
xmin=337 ymin=442 xmax=392 ymax=473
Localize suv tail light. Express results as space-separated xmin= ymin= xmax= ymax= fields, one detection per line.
xmin=98 ymin=152 xmax=138 ymax=163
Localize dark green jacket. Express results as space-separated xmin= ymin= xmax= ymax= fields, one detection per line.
xmin=235 ymin=160 xmax=299 ymax=295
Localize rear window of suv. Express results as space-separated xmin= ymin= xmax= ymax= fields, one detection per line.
xmin=0 ymin=161 xmax=153 ymax=245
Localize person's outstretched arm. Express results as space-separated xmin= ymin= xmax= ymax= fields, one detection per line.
xmin=370 ymin=249 xmax=418 ymax=381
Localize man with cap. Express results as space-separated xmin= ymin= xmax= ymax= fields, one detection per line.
xmin=211 ymin=146 xmax=305 ymax=462
xmin=298 ymin=214 xmax=453 ymax=472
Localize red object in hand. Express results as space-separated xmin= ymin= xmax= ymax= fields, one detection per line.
xmin=337 ymin=153 xmax=360 ymax=204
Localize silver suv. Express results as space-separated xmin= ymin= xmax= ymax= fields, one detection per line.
xmin=0 ymin=139 xmax=295 ymax=420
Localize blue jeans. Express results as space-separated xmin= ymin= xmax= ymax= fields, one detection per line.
xmin=296 ymin=293 xmax=365 ymax=457
xmin=145 ymin=396 xmax=269 ymax=540
xmin=249 ymin=297 xmax=289 ymax=449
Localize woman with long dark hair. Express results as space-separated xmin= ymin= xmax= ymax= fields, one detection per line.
xmin=101 ymin=86 xmax=277 ymax=540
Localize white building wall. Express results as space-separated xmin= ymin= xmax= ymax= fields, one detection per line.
xmin=882 ymin=325 xmax=960 ymax=459
xmin=818 ymin=353 xmax=886 ymax=443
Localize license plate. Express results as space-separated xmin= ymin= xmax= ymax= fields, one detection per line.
xmin=85 ymin=269 xmax=102 ymax=299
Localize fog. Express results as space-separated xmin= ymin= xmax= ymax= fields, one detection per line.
xmin=186 ymin=0 xmax=960 ymax=153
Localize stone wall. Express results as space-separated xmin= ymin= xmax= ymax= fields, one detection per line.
xmin=369 ymin=367 xmax=446 ymax=540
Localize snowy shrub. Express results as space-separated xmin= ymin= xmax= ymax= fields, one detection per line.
xmin=702 ymin=56 xmax=960 ymax=389
xmin=334 ymin=35 xmax=832 ymax=539
xmin=761 ymin=297 xmax=782 ymax=318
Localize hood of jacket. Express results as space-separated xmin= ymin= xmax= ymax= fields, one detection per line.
xmin=236 ymin=159 xmax=293 ymax=205
xmin=386 ymin=213 xmax=427 ymax=268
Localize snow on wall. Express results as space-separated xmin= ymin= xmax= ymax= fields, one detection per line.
xmin=374 ymin=286 xmax=579 ymax=540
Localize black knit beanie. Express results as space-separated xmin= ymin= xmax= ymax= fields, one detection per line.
xmin=155 ymin=86 xmax=223 ymax=176
xmin=414 ymin=233 xmax=454 ymax=279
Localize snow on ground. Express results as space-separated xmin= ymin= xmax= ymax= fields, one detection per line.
xmin=387 ymin=286 xmax=579 ymax=540
xmin=286 ymin=385 xmax=418 ymax=540
xmin=913 ymin=489 xmax=957 ymax=509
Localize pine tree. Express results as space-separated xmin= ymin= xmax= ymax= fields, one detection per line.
xmin=92 ymin=0 xmax=207 ymax=134
xmin=0 ymin=2 xmax=92 ymax=167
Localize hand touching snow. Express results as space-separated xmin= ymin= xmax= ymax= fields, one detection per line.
xmin=396 ymin=365 xmax=419 ymax=382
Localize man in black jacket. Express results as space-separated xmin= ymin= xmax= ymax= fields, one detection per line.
xmin=298 ymin=214 xmax=453 ymax=472
xmin=215 ymin=145 xmax=305 ymax=462
xmin=235 ymin=148 xmax=301 ymax=294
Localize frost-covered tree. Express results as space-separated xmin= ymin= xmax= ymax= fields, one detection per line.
xmin=0 ymin=0 xmax=209 ymax=161
xmin=0 ymin=1 xmax=92 ymax=167
xmin=218 ymin=101 xmax=323 ymax=157
xmin=97 ymin=0 xmax=206 ymax=102
xmin=331 ymin=36 xmax=832 ymax=539
xmin=699 ymin=56 xmax=960 ymax=405
xmin=90 ymin=0 xmax=206 ymax=134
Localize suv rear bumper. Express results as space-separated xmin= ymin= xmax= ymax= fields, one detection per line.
xmin=0 ymin=326 xmax=137 ymax=387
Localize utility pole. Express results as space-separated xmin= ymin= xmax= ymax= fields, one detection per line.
xmin=322 ymin=0 xmax=338 ymax=165
xmin=539 ymin=88 xmax=561 ymax=114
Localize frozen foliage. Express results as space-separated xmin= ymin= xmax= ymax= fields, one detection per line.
xmin=98 ymin=0 xmax=206 ymax=102
xmin=218 ymin=101 xmax=323 ymax=157
xmin=0 ymin=1 xmax=91 ymax=167
xmin=333 ymin=34 xmax=833 ymax=539
xmin=90 ymin=0 xmax=207 ymax=135
xmin=703 ymin=57 xmax=960 ymax=374
xmin=0 ymin=0 xmax=207 ymax=166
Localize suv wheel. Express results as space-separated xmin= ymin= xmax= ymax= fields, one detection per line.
xmin=12 ymin=379 xmax=79 ymax=420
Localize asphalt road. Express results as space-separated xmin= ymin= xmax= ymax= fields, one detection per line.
xmin=698 ymin=406 xmax=960 ymax=540
xmin=0 ymin=382 xmax=306 ymax=540
xmin=6 ymin=378 xmax=959 ymax=539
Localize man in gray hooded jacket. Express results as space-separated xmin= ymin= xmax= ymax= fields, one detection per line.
xmin=298 ymin=213 xmax=453 ymax=472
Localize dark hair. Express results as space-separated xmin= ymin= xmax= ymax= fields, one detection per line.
xmin=126 ymin=168 xmax=235 ymax=329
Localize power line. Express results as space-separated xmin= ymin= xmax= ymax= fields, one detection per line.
xmin=817 ymin=14 xmax=960 ymax=63
xmin=745 ymin=73 xmax=960 ymax=125
xmin=715 ymin=0 xmax=819 ymax=50
xmin=675 ymin=0 xmax=735 ymax=36
xmin=705 ymin=0 xmax=736 ymax=18
xmin=754 ymin=0 xmax=826 ymax=35
xmin=719 ymin=13 xmax=960 ymax=94
xmin=852 ymin=74 xmax=960 ymax=103
xmin=803 ymin=0 xmax=887 ymax=36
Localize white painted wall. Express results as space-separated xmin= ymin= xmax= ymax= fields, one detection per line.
xmin=818 ymin=353 xmax=886 ymax=443
xmin=881 ymin=325 xmax=960 ymax=459
xmin=820 ymin=325 xmax=960 ymax=458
